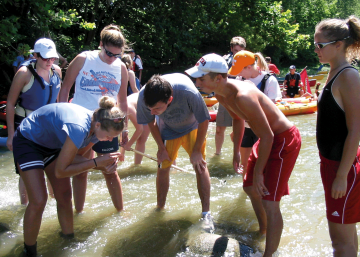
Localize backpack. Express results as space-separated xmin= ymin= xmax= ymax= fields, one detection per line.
xmin=259 ymin=73 xmax=271 ymax=93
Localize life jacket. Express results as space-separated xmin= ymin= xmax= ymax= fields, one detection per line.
xmin=15 ymin=59 xmax=61 ymax=117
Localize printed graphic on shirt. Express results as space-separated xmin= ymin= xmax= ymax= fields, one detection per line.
xmin=79 ymin=70 xmax=120 ymax=96
xmin=162 ymin=108 xmax=186 ymax=125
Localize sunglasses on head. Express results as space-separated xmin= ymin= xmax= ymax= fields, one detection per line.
xmin=38 ymin=53 xmax=56 ymax=62
xmin=103 ymin=46 xmax=122 ymax=58
xmin=100 ymin=116 xmax=125 ymax=124
xmin=314 ymin=36 xmax=350 ymax=49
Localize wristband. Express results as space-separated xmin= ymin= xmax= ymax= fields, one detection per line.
xmin=122 ymin=130 xmax=129 ymax=133
xmin=93 ymin=158 xmax=97 ymax=167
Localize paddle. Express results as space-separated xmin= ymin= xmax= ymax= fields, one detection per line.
xmin=128 ymin=148 xmax=190 ymax=173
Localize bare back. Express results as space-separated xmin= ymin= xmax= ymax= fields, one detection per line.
xmin=216 ymin=79 xmax=292 ymax=137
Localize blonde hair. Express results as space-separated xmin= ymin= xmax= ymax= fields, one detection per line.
xmin=254 ymin=52 xmax=269 ymax=72
xmin=121 ymin=54 xmax=133 ymax=70
xmin=100 ymin=24 xmax=127 ymax=49
xmin=93 ymin=96 xmax=125 ymax=132
xmin=316 ymin=16 xmax=360 ymax=62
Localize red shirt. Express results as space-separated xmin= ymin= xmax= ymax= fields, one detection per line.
xmin=268 ymin=63 xmax=280 ymax=75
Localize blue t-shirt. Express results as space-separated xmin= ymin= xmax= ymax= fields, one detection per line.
xmin=137 ymin=73 xmax=210 ymax=140
xmin=13 ymin=55 xmax=25 ymax=67
xmin=20 ymin=103 xmax=98 ymax=149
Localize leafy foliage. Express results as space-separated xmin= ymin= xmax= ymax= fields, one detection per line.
xmin=0 ymin=0 xmax=358 ymax=92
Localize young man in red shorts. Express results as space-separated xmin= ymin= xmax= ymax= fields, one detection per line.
xmin=185 ymin=53 xmax=302 ymax=257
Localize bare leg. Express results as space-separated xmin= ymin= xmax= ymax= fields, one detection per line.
xmin=328 ymin=221 xmax=357 ymax=257
xmin=19 ymin=177 xmax=28 ymax=205
xmin=46 ymin=177 xmax=55 ymax=198
xmin=45 ymin=161 xmax=73 ymax=235
xmin=19 ymin=166 xmax=48 ymax=246
xmin=195 ymin=165 xmax=211 ymax=212
xmin=72 ymin=172 xmax=88 ymax=213
xmin=240 ymin=147 xmax=252 ymax=175
xmin=134 ymin=125 xmax=150 ymax=164
xmin=243 ymin=186 xmax=267 ymax=234
xmin=262 ymin=200 xmax=282 ymax=257
xmin=72 ymin=149 xmax=93 ymax=212
xmin=156 ymin=167 xmax=171 ymax=209
xmin=103 ymin=171 xmax=123 ymax=211
xmin=215 ymin=126 xmax=226 ymax=155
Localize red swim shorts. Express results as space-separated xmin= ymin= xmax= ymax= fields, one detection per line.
xmin=320 ymin=147 xmax=360 ymax=224
xmin=243 ymin=126 xmax=301 ymax=201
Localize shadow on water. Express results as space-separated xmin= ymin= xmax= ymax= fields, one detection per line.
xmin=102 ymin=209 xmax=195 ymax=257
xmin=118 ymin=164 xmax=157 ymax=179
xmin=2 ymin=208 xmax=120 ymax=257
xmin=214 ymin=193 xmax=266 ymax=254
xmin=207 ymin=155 xmax=235 ymax=178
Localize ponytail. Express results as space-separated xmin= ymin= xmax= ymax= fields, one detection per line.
xmin=93 ymin=96 xmax=125 ymax=132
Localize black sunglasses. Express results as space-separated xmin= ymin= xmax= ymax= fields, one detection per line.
xmin=103 ymin=46 xmax=122 ymax=58
xmin=100 ymin=116 xmax=125 ymax=124
xmin=39 ymin=53 xmax=56 ymax=62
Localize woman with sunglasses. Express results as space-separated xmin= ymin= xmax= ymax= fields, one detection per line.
xmin=14 ymin=96 xmax=124 ymax=257
xmin=315 ymin=16 xmax=360 ymax=256
xmin=6 ymin=38 xmax=62 ymax=204
xmin=59 ymin=24 xmax=128 ymax=213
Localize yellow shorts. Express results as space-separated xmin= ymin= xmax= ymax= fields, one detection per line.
xmin=161 ymin=129 xmax=207 ymax=169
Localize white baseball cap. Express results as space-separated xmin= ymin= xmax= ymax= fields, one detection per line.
xmin=185 ymin=53 xmax=228 ymax=78
xmin=34 ymin=38 xmax=59 ymax=59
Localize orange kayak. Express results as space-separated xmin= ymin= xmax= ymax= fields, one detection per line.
xmin=204 ymin=97 xmax=218 ymax=107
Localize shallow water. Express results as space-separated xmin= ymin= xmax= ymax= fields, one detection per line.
xmin=0 ymin=111 xmax=358 ymax=256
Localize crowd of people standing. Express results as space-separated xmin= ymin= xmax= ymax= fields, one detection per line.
xmin=5 ymin=15 xmax=360 ymax=257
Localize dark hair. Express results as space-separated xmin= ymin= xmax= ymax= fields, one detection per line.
xmin=316 ymin=16 xmax=360 ymax=62
xmin=100 ymin=24 xmax=127 ymax=49
xmin=143 ymin=75 xmax=172 ymax=107
xmin=93 ymin=96 xmax=125 ymax=132
xmin=265 ymin=57 xmax=271 ymax=62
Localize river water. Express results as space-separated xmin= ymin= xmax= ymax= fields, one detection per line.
xmin=0 ymin=93 xmax=357 ymax=256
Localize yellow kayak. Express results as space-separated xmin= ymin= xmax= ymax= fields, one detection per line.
xmin=276 ymin=101 xmax=317 ymax=116
xmin=309 ymin=74 xmax=325 ymax=80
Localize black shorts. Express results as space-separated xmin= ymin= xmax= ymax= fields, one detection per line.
xmin=92 ymin=137 xmax=119 ymax=154
xmin=241 ymin=127 xmax=259 ymax=148
xmin=13 ymin=129 xmax=60 ymax=174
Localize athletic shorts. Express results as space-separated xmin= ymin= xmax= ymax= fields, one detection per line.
xmin=241 ymin=127 xmax=259 ymax=148
xmin=92 ymin=137 xmax=119 ymax=154
xmin=13 ymin=129 xmax=60 ymax=174
xmin=320 ymin=147 xmax=360 ymax=224
xmin=243 ymin=126 xmax=301 ymax=201
xmin=216 ymin=104 xmax=232 ymax=127
xmin=161 ymin=129 xmax=206 ymax=169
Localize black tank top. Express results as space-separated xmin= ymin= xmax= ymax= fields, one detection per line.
xmin=316 ymin=66 xmax=356 ymax=161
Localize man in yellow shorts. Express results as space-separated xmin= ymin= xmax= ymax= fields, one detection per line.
xmin=136 ymin=73 xmax=212 ymax=227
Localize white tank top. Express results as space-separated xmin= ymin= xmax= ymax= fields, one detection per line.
xmin=72 ymin=50 xmax=122 ymax=111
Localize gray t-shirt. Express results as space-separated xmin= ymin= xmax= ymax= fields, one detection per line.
xmin=137 ymin=73 xmax=210 ymax=140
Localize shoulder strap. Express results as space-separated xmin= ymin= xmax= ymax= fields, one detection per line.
xmin=27 ymin=63 xmax=45 ymax=89
xmin=260 ymin=73 xmax=271 ymax=93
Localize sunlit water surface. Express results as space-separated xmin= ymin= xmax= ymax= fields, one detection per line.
xmin=0 ymin=111 xmax=358 ymax=256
